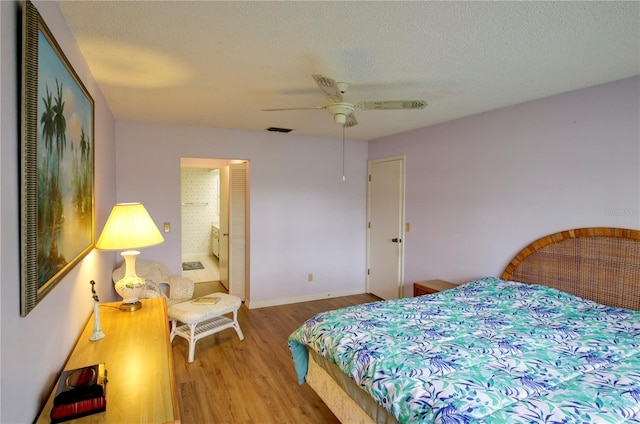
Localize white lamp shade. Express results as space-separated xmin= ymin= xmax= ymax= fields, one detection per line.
xmin=96 ymin=203 xmax=164 ymax=250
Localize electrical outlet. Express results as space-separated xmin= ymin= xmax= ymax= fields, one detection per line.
xmin=308 ymin=273 xmax=313 ymax=282
xmin=164 ymin=222 xmax=170 ymax=232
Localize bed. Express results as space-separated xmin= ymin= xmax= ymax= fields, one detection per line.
xmin=288 ymin=227 xmax=640 ymax=423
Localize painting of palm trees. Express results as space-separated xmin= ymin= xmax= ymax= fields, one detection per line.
xmin=21 ymin=0 xmax=94 ymax=315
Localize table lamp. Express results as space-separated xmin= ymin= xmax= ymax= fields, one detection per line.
xmin=96 ymin=203 xmax=164 ymax=311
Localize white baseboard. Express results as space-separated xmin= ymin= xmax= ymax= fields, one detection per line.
xmin=246 ymin=288 xmax=365 ymax=309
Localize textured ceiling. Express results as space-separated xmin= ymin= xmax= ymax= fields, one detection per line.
xmin=57 ymin=1 xmax=640 ymax=141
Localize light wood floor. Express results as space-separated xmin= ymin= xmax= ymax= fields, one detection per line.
xmin=182 ymin=253 xmax=220 ymax=283
xmin=172 ymin=292 xmax=381 ymax=423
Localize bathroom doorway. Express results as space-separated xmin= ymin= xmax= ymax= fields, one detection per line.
xmin=180 ymin=157 xmax=250 ymax=302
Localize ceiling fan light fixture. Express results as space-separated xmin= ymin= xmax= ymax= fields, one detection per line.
xmin=327 ymin=102 xmax=354 ymax=126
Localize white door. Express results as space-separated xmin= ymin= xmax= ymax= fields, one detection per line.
xmin=219 ymin=166 xmax=230 ymax=290
xmin=367 ymin=157 xmax=405 ymax=300
xmin=219 ymin=163 xmax=248 ymax=300
xmin=228 ymin=163 xmax=247 ymax=300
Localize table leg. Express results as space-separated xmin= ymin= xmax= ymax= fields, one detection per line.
xmin=188 ymin=323 xmax=197 ymax=363
xmin=232 ymin=309 xmax=244 ymax=340
xmin=170 ymin=319 xmax=177 ymax=342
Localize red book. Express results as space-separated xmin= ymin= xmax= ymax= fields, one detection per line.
xmin=50 ymin=397 xmax=106 ymax=423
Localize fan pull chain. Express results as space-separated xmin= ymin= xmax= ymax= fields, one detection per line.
xmin=342 ymin=125 xmax=346 ymax=182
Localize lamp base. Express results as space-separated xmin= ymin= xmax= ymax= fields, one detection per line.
xmin=119 ymin=301 xmax=142 ymax=312
xmin=114 ymin=251 xmax=145 ymax=310
xmin=89 ymin=330 xmax=106 ymax=341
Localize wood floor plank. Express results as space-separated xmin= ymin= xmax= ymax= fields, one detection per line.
xmin=172 ymin=292 xmax=380 ymax=423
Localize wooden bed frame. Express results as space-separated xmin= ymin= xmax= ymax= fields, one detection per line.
xmin=305 ymin=227 xmax=640 ymax=424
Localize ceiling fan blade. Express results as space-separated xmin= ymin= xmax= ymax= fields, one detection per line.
xmin=345 ymin=114 xmax=358 ymax=127
xmin=312 ymin=75 xmax=343 ymax=103
xmin=262 ymin=106 xmax=325 ymax=111
xmin=355 ymin=100 xmax=427 ymax=110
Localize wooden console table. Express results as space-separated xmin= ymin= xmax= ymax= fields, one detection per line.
xmin=36 ymin=298 xmax=180 ymax=423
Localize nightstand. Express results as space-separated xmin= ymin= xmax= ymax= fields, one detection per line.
xmin=413 ymin=279 xmax=457 ymax=296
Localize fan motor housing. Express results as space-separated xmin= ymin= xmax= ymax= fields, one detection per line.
xmin=327 ymin=102 xmax=354 ymax=116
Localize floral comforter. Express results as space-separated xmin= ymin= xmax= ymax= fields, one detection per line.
xmin=288 ymin=277 xmax=640 ymax=423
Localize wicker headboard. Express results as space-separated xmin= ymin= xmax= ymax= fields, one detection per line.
xmin=501 ymin=227 xmax=640 ymax=310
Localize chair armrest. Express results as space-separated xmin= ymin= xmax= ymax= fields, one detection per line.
xmin=139 ymin=281 xmax=167 ymax=300
xmin=164 ymin=277 xmax=195 ymax=300
xmin=112 ymin=265 xmax=125 ymax=283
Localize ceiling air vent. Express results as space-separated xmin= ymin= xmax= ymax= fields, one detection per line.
xmin=266 ymin=127 xmax=293 ymax=133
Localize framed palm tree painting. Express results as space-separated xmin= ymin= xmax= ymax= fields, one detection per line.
xmin=21 ymin=0 xmax=94 ymax=316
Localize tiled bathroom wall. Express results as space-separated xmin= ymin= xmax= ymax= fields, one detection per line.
xmin=181 ymin=167 xmax=220 ymax=255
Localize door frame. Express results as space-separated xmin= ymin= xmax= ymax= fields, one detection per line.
xmin=179 ymin=157 xmax=250 ymax=300
xmin=366 ymin=155 xmax=406 ymax=298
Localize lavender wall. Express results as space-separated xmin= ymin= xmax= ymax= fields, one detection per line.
xmin=370 ymin=76 xmax=640 ymax=296
xmin=115 ymin=122 xmax=369 ymax=307
xmin=0 ymin=2 xmax=117 ymax=422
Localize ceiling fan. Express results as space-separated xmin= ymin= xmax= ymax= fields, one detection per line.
xmin=263 ymin=75 xmax=427 ymax=127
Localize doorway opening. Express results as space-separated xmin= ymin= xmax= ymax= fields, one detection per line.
xmin=180 ymin=157 xmax=250 ymax=302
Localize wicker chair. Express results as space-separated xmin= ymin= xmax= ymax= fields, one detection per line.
xmin=112 ymin=260 xmax=194 ymax=306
